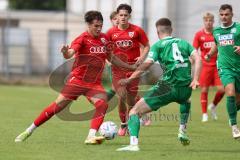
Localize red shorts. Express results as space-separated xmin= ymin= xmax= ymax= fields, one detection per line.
xmin=112 ymin=68 xmax=139 ymax=96
xmin=199 ymin=65 xmax=222 ymax=87
xmin=61 ymin=76 xmax=106 ymax=100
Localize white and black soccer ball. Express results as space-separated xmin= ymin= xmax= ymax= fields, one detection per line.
xmin=99 ymin=121 xmax=118 ymax=140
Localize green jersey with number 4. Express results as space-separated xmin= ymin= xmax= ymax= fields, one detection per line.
xmin=213 ymin=22 xmax=240 ymax=72
xmin=147 ymin=37 xmax=195 ymax=87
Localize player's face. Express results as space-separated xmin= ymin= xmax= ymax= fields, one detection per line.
xmin=118 ymin=10 xmax=130 ymax=25
xmin=88 ymin=20 xmax=103 ymax=37
xmin=203 ymin=18 xmax=214 ymax=30
xmin=219 ymin=9 xmax=233 ymax=26
xmin=111 ymin=15 xmax=119 ymax=26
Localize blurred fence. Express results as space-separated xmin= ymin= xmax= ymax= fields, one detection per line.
xmin=0 ymin=0 xmax=240 ymax=84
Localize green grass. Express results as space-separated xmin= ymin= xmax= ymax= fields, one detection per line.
xmin=1 ymin=84 xmax=240 ymax=160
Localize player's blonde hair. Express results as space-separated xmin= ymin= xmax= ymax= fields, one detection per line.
xmin=203 ymin=12 xmax=214 ymax=20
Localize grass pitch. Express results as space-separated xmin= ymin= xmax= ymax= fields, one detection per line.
xmin=1 ymin=84 xmax=240 ymax=160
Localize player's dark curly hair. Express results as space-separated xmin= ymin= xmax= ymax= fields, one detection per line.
xmin=117 ymin=4 xmax=132 ymax=14
xmin=219 ymin=4 xmax=232 ymax=12
xmin=84 ymin=10 xmax=103 ymax=23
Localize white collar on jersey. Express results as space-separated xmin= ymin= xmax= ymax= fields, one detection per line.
xmin=221 ymin=22 xmax=234 ymax=29
xmin=162 ymin=36 xmax=172 ymax=40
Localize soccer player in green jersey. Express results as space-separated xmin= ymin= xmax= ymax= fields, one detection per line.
xmin=205 ymin=4 xmax=240 ymax=139
xmin=116 ymin=18 xmax=201 ymax=151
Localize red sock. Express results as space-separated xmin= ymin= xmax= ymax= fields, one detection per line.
xmin=119 ymin=110 xmax=127 ymax=123
xmin=34 ymin=102 xmax=63 ymax=127
xmin=201 ymin=92 xmax=208 ymax=113
xmin=90 ymin=100 xmax=108 ymax=130
xmin=213 ymin=91 xmax=224 ymax=106
xmin=118 ymin=103 xmax=127 ymax=123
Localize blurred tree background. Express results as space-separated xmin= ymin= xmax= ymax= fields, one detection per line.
xmin=9 ymin=0 xmax=66 ymax=10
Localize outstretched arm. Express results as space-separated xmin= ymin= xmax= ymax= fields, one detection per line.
xmin=107 ymin=53 xmax=136 ymax=71
xmin=61 ymin=45 xmax=75 ymax=59
xmin=118 ymin=59 xmax=154 ymax=86
xmin=135 ymin=43 xmax=150 ymax=66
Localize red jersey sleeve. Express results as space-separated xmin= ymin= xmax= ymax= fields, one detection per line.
xmin=192 ymin=31 xmax=200 ymax=49
xmin=137 ymin=27 xmax=149 ymax=46
xmin=70 ymin=35 xmax=83 ymax=52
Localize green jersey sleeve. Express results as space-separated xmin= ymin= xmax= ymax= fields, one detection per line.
xmin=146 ymin=42 xmax=160 ymax=62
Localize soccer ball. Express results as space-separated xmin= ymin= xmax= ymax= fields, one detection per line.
xmin=99 ymin=121 xmax=118 ymax=140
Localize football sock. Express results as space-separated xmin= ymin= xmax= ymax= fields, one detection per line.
xmin=34 ymin=102 xmax=63 ymax=127
xmin=128 ymin=114 xmax=140 ymax=138
xmin=130 ymin=136 xmax=138 ymax=145
xmin=200 ymin=92 xmax=208 ymax=113
xmin=106 ymin=89 xmax=116 ymax=101
xmin=226 ymin=96 xmax=237 ymax=126
xmin=180 ymin=102 xmax=191 ymax=125
xmin=119 ymin=107 xmax=127 ymax=124
xmin=88 ymin=129 xmax=97 ymax=138
xmin=213 ymin=91 xmax=224 ymax=106
xmin=90 ymin=100 xmax=108 ymax=130
xmin=179 ymin=124 xmax=186 ymax=132
xmin=26 ymin=123 xmax=37 ymax=133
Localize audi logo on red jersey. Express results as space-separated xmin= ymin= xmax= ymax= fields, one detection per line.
xmin=115 ymin=40 xmax=133 ymax=48
xmin=90 ymin=46 xmax=106 ymax=53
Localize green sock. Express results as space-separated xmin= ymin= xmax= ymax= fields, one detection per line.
xmin=180 ymin=102 xmax=191 ymax=125
xmin=106 ymin=89 xmax=115 ymax=101
xmin=226 ymin=96 xmax=237 ymax=125
xmin=128 ymin=114 xmax=140 ymax=138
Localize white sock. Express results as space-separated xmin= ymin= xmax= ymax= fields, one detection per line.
xmin=179 ymin=124 xmax=186 ymax=132
xmin=88 ymin=129 xmax=97 ymax=138
xmin=232 ymin=125 xmax=238 ymax=131
xmin=130 ymin=136 xmax=138 ymax=145
xmin=26 ymin=123 xmax=37 ymax=133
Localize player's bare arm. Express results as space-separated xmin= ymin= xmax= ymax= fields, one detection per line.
xmin=190 ymin=50 xmax=201 ymax=90
xmin=205 ymin=43 xmax=217 ymax=61
xmin=135 ymin=43 xmax=150 ymax=66
xmin=233 ymin=46 xmax=240 ymax=55
xmin=118 ymin=59 xmax=154 ymax=86
xmin=61 ymin=45 xmax=75 ymax=59
xmin=108 ymin=53 xmax=137 ymax=71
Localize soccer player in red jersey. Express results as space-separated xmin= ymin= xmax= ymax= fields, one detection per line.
xmin=106 ymin=4 xmax=150 ymax=136
xmin=193 ymin=12 xmax=224 ymax=122
xmin=15 ymin=11 xmax=135 ymax=144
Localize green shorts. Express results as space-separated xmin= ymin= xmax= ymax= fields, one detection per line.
xmin=218 ymin=68 xmax=240 ymax=93
xmin=143 ymin=81 xmax=192 ymax=111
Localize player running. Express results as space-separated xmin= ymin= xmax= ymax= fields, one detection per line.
xmin=15 ymin=11 xmax=135 ymax=145
xmin=117 ymin=18 xmax=201 ymax=151
xmin=205 ymin=4 xmax=240 ymax=139
xmin=106 ymin=4 xmax=150 ymax=136
xmin=193 ymin=12 xmax=224 ymax=122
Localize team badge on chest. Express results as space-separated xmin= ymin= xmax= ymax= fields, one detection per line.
xmin=128 ymin=32 xmax=134 ymax=38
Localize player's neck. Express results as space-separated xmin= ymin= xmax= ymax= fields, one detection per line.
xmin=204 ymin=28 xmax=212 ymax=34
xmin=118 ymin=23 xmax=129 ymax=30
xmin=87 ymin=31 xmax=99 ymax=38
xmin=221 ymin=21 xmax=233 ymax=28
xmin=160 ymin=34 xmax=172 ymax=39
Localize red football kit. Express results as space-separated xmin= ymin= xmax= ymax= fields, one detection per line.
xmin=193 ymin=29 xmax=222 ymax=87
xmin=106 ymin=23 xmax=149 ymax=95
xmin=61 ymin=31 xmax=109 ymax=100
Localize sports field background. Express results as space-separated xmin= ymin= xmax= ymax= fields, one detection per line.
xmin=1 ymin=84 xmax=240 ymax=160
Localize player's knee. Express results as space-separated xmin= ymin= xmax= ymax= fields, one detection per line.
xmin=129 ymin=107 xmax=138 ymax=116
